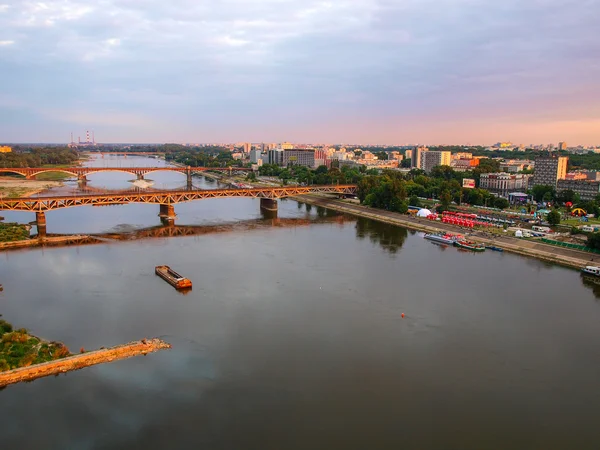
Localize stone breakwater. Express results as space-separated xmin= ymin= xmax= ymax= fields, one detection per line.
xmin=0 ymin=338 xmax=171 ymax=388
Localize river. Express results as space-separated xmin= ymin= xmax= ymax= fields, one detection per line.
xmin=1 ymin=156 xmax=599 ymax=449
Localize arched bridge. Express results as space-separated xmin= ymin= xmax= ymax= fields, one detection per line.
xmin=0 ymin=166 xmax=251 ymax=180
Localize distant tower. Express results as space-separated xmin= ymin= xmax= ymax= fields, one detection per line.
xmin=86 ymin=130 xmax=90 ymax=143
xmin=70 ymin=132 xmax=73 ymax=144
xmin=92 ymin=131 xmax=95 ymax=145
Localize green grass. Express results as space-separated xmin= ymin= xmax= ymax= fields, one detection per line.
xmin=0 ymin=222 xmax=30 ymax=242
xmin=34 ymin=171 xmax=72 ymax=181
xmin=0 ymin=319 xmax=71 ymax=371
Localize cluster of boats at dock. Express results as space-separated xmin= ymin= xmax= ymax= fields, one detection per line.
xmin=424 ymin=233 xmax=503 ymax=252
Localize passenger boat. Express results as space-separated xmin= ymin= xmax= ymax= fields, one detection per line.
xmin=581 ymin=266 xmax=600 ymax=277
xmin=455 ymin=240 xmax=485 ymax=252
xmin=155 ymin=265 xmax=192 ymax=289
xmin=485 ymin=245 xmax=504 ymax=252
xmin=424 ymin=233 xmax=461 ymax=245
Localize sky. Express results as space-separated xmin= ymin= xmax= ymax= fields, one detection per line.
xmin=0 ymin=0 xmax=599 ymax=145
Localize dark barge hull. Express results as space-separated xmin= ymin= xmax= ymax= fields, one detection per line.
xmin=155 ymin=265 xmax=192 ymax=289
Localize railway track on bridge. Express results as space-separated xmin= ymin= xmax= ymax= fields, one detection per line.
xmin=0 ymin=185 xmax=357 ymax=212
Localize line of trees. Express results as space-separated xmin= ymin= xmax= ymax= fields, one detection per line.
xmin=0 ymin=148 xmax=79 ymax=168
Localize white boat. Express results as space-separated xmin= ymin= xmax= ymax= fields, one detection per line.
xmin=424 ymin=233 xmax=460 ymax=245
xmin=581 ymin=266 xmax=600 ymax=276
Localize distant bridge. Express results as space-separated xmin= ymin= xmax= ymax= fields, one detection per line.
xmin=0 ymin=166 xmax=251 ymax=180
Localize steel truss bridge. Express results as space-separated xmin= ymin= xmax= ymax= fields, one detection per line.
xmin=0 ymin=185 xmax=357 ymax=212
xmin=0 ymin=166 xmax=251 ymax=179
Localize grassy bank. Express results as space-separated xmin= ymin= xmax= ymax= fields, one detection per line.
xmin=0 ymin=222 xmax=30 ymax=242
xmin=0 ymin=318 xmax=71 ymax=372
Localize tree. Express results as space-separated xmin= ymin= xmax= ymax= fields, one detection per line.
xmin=440 ymin=189 xmax=452 ymax=209
xmin=246 ymin=172 xmax=257 ymax=181
xmin=587 ymin=232 xmax=600 ymax=249
xmin=547 ymin=209 xmax=561 ymax=226
xmin=376 ymin=151 xmax=388 ymax=160
xmin=531 ymin=185 xmax=555 ymax=202
xmin=409 ymin=194 xmax=420 ymax=207
xmin=494 ymin=197 xmax=509 ymax=210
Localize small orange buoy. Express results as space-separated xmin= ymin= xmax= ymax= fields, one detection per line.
xmin=401 ymin=313 xmax=405 ymax=318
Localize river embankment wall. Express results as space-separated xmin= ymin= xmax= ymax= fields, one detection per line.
xmin=293 ymin=194 xmax=594 ymax=270
xmin=0 ymin=338 xmax=171 ymax=388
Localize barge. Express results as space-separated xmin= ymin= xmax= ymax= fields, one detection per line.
xmin=455 ymin=240 xmax=486 ymax=252
xmin=155 ymin=265 xmax=192 ymax=289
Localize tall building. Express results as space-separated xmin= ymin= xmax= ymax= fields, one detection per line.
xmin=411 ymin=146 xmax=427 ymax=170
xmin=558 ymin=141 xmax=568 ymax=151
xmin=268 ymin=149 xmax=283 ymax=165
xmin=532 ymin=156 xmax=568 ymax=187
xmin=421 ymin=151 xmax=451 ymax=173
xmin=243 ymin=142 xmax=252 ymax=154
xmin=404 ymin=149 xmax=412 ymax=160
xmin=249 ymin=149 xmax=263 ymax=164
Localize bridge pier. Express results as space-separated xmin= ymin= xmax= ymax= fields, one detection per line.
xmin=186 ymin=167 xmax=193 ymax=190
xmin=136 ymin=173 xmax=144 ymax=180
xmin=159 ymin=204 xmax=176 ymax=226
xmin=78 ymin=175 xmax=88 ymax=185
xmin=35 ymin=212 xmax=47 ymax=239
xmin=260 ymin=198 xmax=278 ymax=214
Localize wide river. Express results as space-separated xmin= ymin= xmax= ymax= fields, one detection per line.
xmin=1 ymin=156 xmax=599 ymax=449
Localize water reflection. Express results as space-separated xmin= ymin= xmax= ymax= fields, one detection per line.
xmin=355 ymin=217 xmax=408 ymax=255
xmin=580 ymin=274 xmax=600 ymax=299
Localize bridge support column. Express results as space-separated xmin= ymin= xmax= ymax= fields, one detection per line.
xmin=159 ymin=204 xmax=176 ymax=226
xmin=78 ymin=175 xmax=88 ymax=185
xmin=36 ymin=212 xmax=47 ymax=239
xmin=260 ymin=198 xmax=278 ymax=213
xmin=186 ymin=167 xmax=193 ymax=189
xmin=137 ymin=173 xmax=144 ymax=180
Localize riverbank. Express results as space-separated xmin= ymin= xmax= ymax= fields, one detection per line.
xmin=294 ymin=194 xmax=595 ymax=270
xmin=0 ymin=177 xmax=63 ymax=198
xmin=0 ymin=235 xmax=101 ymax=250
xmin=0 ymin=338 xmax=171 ymax=388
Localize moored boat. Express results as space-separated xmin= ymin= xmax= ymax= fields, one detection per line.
xmin=581 ymin=266 xmax=600 ymax=277
xmin=485 ymin=245 xmax=504 ymax=252
xmin=424 ymin=233 xmax=461 ymax=245
xmin=155 ymin=265 xmax=193 ymax=289
xmin=455 ymin=240 xmax=485 ymax=252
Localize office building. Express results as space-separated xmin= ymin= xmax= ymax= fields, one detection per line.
xmin=268 ymin=149 xmax=283 ymax=165
xmin=480 ymin=173 xmax=530 ymax=196
xmin=532 ymin=156 xmax=568 ymax=187
xmin=283 ymin=149 xmax=315 ymax=167
xmin=557 ymin=179 xmax=600 ymax=201
xmin=558 ymin=141 xmax=568 ymax=151
xmin=249 ymin=149 xmax=263 ymax=164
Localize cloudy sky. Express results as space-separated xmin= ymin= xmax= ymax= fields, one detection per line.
xmin=0 ymin=0 xmax=598 ymax=144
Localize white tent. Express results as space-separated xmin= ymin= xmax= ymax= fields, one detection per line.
xmin=416 ymin=208 xmax=432 ymax=217
xmin=515 ymin=230 xmax=523 ymax=238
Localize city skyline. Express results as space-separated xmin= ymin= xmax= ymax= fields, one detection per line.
xmin=0 ymin=0 xmax=599 ymax=144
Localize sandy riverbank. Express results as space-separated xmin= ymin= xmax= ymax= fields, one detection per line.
xmin=0 ymin=177 xmax=63 ymax=198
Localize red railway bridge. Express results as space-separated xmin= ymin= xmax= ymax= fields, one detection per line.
xmin=0 ymin=185 xmax=357 ymax=237
xmin=0 ymin=166 xmax=251 ymax=187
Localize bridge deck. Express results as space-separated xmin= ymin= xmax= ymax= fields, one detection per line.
xmin=0 ymin=185 xmax=357 ymax=211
